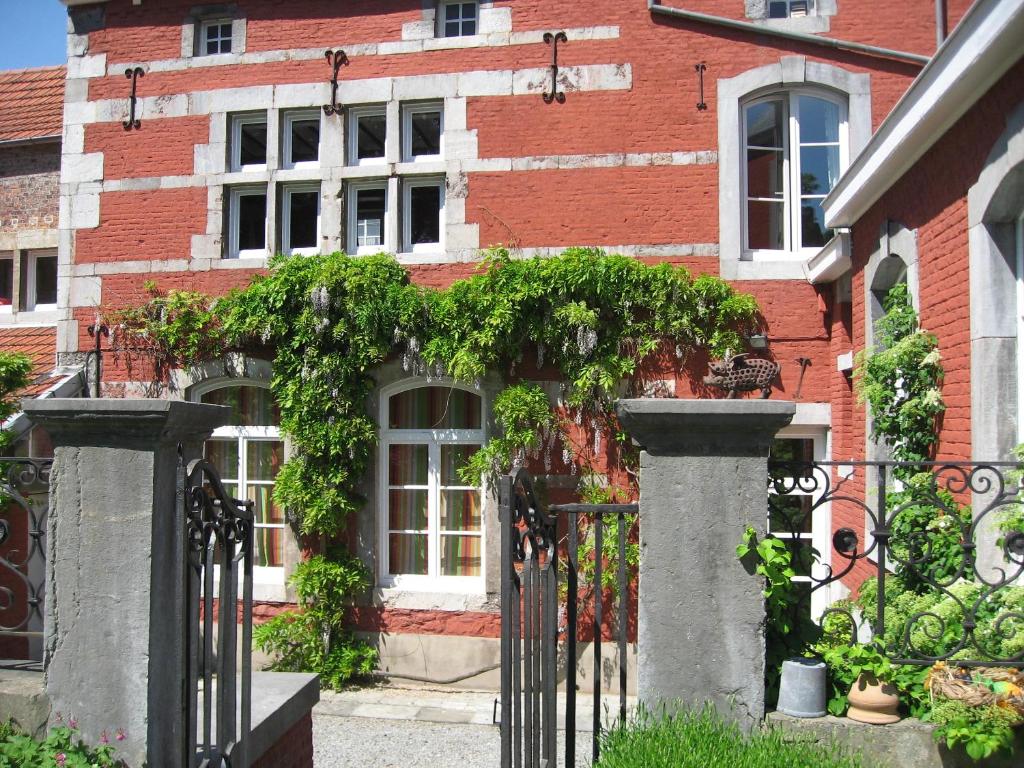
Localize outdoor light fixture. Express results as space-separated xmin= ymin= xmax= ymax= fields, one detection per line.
xmin=747 ymin=334 xmax=769 ymax=349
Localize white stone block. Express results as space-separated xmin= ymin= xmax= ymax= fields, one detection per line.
xmin=338 ymin=77 xmax=394 ymax=105
xmin=63 ymin=100 xmax=97 ymax=126
xmin=458 ymin=69 xmax=513 ymax=97
xmin=402 ymin=20 xmax=435 ymax=41
xmin=478 ymin=7 xmax=512 ymax=34
xmin=461 ymin=158 xmax=512 ymax=173
xmin=444 ymin=97 xmax=467 ymax=131
xmin=70 ymin=276 xmax=101 ymax=307
xmin=512 ymin=67 xmax=550 ymax=96
xmin=206 ymin=87 xmax=274 ymax=114
xmin=68 ymin=54 xmax=107 ymax=79
xmin=423 ymin=35 xmax=487 ymax=52
xmin=443 ymin=130 xmax=478 ymax=161
xmin=445 ymin=223 xmax=480 ymax=250
xmin=63 ymin=125 xmax=85 ymax=156
xmin=393 ymin=74 xmax=458 ymax=101
xmin=69 ymin=193 xmax=100 ymax=229
xmin=380 ymin=40 xmax=425 ymax=56
xmin=274 ymin=83 xmax=327 ymax=109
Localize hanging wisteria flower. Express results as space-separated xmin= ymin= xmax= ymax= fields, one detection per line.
xmin=310 ymin=285 xmax=330 ymax=315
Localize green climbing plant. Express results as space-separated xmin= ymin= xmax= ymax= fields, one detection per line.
xmin=0 ymin=351 xmax=32 ymax=451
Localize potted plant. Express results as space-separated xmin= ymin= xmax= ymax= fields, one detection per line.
xmin=821 ymin=643 xmax=901 ymax=724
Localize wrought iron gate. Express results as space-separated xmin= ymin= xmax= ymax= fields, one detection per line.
xmin=500 ymin=468 xmax=636 ymax=768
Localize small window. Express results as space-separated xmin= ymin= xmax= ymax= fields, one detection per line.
xmin=0 ymin=256 xmax=12 ymax=313
xmin=26 ymin=251 xmax=57 ymax=310
xmin=348 ymin=106 xmax=387 ymax=166
xmin=768 ymin=0 xmax=813 ymax=18
xmin=201 ymin=19 xmax=233 ymax=55
xmin=230 ymin=114 xmax=267 ymax=173
xmin=283 ymin=111 xmax=320 ymax=170
xmin=440 ymin=2 xmax=478 ymax=37
xmin=348 ymin=182 xmax=388 ymax=255
xmin=228 ymin=187 xmax=267 ymax=259
xmin=282 ymin=184 xmax=321 ymax=256
xmin=402 ymin=104 xmax=443 ymax=162
xmin=404 ymin=178 xmax=444 ymax=253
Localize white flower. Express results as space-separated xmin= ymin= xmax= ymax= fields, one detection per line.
xmin=922 ymin=388 xmax=943 ymax=408
xmin=922 ymin=348 xmax=942 ymax=366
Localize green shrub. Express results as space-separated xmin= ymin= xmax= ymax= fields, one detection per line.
xmin=596 ymin=705 xmax=862 ymax=768
xmin=927 ymin=699 xmax=1019 ymax=761
xmin=0 ymin=721 xmax=127 ymax=767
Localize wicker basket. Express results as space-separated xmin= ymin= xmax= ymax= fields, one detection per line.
xmin=925 ymin=662 xmax=1024 ymax=721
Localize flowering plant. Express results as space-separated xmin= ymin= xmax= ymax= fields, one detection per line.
xmin=0 ymin=717 xmax=126 ymax=767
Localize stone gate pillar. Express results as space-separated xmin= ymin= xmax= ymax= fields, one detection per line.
xmin=23 ymin=399 xmax=228 ymax=767
xmin=616 ymin=399 xmax=795 ymax=725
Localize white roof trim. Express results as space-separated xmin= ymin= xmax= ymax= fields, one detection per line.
xmin=803 ymin=231 xmax=851 ymax=284
xmin=823 ymin=0 xmax=1024 ymax=229
xmin=2 ymin=368 xmax=85 ymax=441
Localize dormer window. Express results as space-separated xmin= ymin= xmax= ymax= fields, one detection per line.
xmin=440 ymin=2 xmax=478 ymax=37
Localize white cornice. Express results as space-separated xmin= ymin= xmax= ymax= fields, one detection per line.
xmin=823 ymin=0 xmax=1024 ymax=229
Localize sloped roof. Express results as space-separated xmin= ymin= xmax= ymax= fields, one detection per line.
xmin=0 ymin=326 xmax=61 ymax=397
xmin=0 ymin=67 xmax=65 ymax=144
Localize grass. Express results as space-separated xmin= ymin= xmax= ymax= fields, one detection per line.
xmin=596 ymin=705 xmax=862 ymax=768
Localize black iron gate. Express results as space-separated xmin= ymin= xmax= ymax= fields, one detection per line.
xmin=499 ymin=468 xmax=636 ymax=768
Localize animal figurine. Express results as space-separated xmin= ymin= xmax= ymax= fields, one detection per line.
xmin=704 ymin=351 xmax=780 ymax=399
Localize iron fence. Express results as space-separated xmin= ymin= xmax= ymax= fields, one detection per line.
xmin=768 ymin=460 xmax=1024 ymax=667
xmin=0 ymin=457 xmax=52 ymax=664
xmin=500 ymin=468 xmax=636 ymax=768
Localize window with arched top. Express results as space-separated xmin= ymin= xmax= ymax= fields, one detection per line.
xmin=379 ymin=383 xmax=485 ymax=588
xmin=198 ymin=383 xmax=285 ymax=571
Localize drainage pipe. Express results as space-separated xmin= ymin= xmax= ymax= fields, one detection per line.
xmin=936 ymin=0 xmax=947 ymax=47
xmin=647 ymin=1 xmax=930 ymax=66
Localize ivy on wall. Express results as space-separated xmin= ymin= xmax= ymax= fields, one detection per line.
xmin=0 ymin=352 xmax=32 ymax=451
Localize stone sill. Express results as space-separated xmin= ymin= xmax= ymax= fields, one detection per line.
xmin=248 ymin=672 xmax=320 ymax=762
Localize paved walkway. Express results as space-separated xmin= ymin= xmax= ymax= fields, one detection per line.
xmin=312 ymin=684 xmax=634 ymax=767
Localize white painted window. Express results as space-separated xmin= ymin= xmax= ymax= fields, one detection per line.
xmin=743 ymin=90 xmax=847 ymax=259
xmin=348 ymin=181 xmax=389 ymax=255
xmin=402 ymin=103 xmax=443 ymax=162
xmin=1016 ymin=214 xmax=1024 ymax=445
xmin=196 ymin=383 xmax=285 ymax=580
xmin=348 ymin=106 xmax=387 ymax=167
xmin=227 ymin=187 xmax=267 ymax=259
xmin=379 ymin=382 xmax=485 ymax=590
xmin=230 ymin=114 xmax=267 ymax=173
xmin=282 ymin=110 xmax=321 ymax=170
xmin=25 ymin=250 xmax=57 ymax=311
xmin=0 ymin=255 xmax=12 ymax=313
xmin=201 ymin=19 xmax=233 ymax=55
xmin=768 ymin=0 xmax=814 ymax=17
xmin=282 ymin=184 xmax=321 ymax=256
xmin=440 ymin=1 xmax=478 ymax=37
xmin=403 ymin=178 xmax=445 ymax=253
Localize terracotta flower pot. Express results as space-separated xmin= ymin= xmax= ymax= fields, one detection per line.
xmin=846 ymin=672 xmax=901 ymax=724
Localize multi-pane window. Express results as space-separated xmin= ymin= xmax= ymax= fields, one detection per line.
xmin=381 ymin=385 xmax=484 ymax=586
xmin=282 ymin=184 xmax=321 ymax=255
xmin=228 ymin=187 xmax=267 ymax=259
xmin=768 ymin=0 xmax=813 ymax=17
xmin=231 ymin=114 xmax=267 ymax=172
xmin=403 ymin=104 xmax=443 ymax=162
xmin=404 ymin=179 xmax=445 ymax=252
xmin=201 ymin=20 xmax=233 ymax=55
xmin=200 ymin=385 xmax=284 ymax=570
xmin=349 ymin=107 xmax=387 ymax=166
xmin=348 ymin=182 xmax=388 ymax=255
xmin=283 ymin=111 xmax=321 ymax=170
xmin=441 ymin=2 xmax=478 ymax=37
xmin=744 ymin=91 xmax=846 ymax=256
xmin=26 ymin=251 xmax=57 ymax=310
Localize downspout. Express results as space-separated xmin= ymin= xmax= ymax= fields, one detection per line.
xmin=646 ymin=1 xmax=930 ymax=67
xmin=935 ymin=0 xmax=947 ymax=48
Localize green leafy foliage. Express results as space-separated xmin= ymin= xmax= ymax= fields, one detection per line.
xmin=0 ymin=722 xmax=127 ymax=767
xmin=927 ymin=699 xmax=1019 ymax=761
xmin=0 ymin=352 xmax=32 ymax=451
xmin=253 ymin=551 xmax=378 ymax=689
xmin=595 ymin=704 xmax=863 ymax=768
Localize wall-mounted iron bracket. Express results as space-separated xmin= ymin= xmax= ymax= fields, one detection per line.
xmin=323 ymin=49 xmax=349 ymax=116
xmin=86 ymin=323 xmax=110 ymax=398
xmin=123 ymin=67 xmax=145 ymax=130
xmin=695 ymin=62 xmax=708 ymax=111
xmin=542 ymin=32 xmax=568 ymax=104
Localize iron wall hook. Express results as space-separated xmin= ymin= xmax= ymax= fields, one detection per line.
xmin=123 ymin=67 xmax=144 ymax=130
xmin=323 ymin=49 xmax=349 ymax=115
xmin=86 ymin=323 xmax=110 ymax=398
xmin=695 ymin=62 xmax=708 ymax=111
xmin=542 ymin=31 xmax=568 ymax=104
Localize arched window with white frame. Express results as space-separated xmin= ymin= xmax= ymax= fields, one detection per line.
xmin=379 ymin=382 xmax=485 ymax=590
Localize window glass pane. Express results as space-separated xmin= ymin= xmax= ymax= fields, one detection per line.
xmin=747 ymin=200 xmax=785 ymax=250
xmin=389 ymin=489 xmax=428 ymax=530
xmin=200 ymin=386 xmax=278 ymax=427
xmin=461 ymin=20 xmax=476 ymax=35
xmin=746 ymin=100 xmax=784 ymax=148
xmin=206 ymin=439 xmax=239 ymax=480
xmin=410 ymin=111 xmax=441 ymax=157
xmin=768 ymin=1 xmax=789 ymax=17
xmin=799 ymin=96 xmax=840 ymax=143
xmin=388 ymin=387 xmax=482 ymax=429
xmin=410 ymin=185 xmax=441 ymax=245
xmin=247 ymin=441 xmax=283 ymax=481
xmin=462 ymin=3 xmax=476 ymax=18
xmin=357 ymin=114 xmax=386 ymax=160
xmin=801 ymin=199 xmax=830 ymax=248
xmin=440 ymin=444 xmax=480 ymax=485
xmin=355 ymin=187 xmax=385 ymax=248
xmin=0 ymin=260 xmax=12 ymax=306
xmin=390 ymin=534 xmax=428 ymax=575
xmin=446 ymin=4 xmax=461 ymax=21
xmin=288 ymin=190 xmax=318 ymax=250
xmin=290 ymin=119 xmax=320 ymax=164
xmin=238 ymin=193 xmax=266 ymax=251
xmin=34 ymin=256 xmax=57 ymax=305
xmin=800 ymin=145 xmax=840 ymax=195
xmin=441 ymin=490 xmax=481 ymax=532
xmin=249 ymin=484 xmax=284 ymax=525
xmin=768 ymin=494 xmax=813 ymax=534
xmin=746 ymin=148 xmax=784 ymax=199
xmin=389 ymin=444 xmax=429 ymax=485
xmin=239 ymin=122 xmax=266 ymax=167
xmin=441 ymin=535 xmax=481 ymax=577
xmin=254 ymin=525 xmax=283 ymax=567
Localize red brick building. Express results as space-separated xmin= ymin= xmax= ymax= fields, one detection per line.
xmin=51 ymin=0 xmax=991 ymax=682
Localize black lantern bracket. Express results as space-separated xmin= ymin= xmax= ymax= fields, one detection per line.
xmin=123 ymin=67 xmax=145 ymax=130
xmin=86 ymin=323 xmax=110 ymax=398
xmin=542 ymin=32 xmax=568 ymax=104
xmin=695 ymin=62 xmax=708 ymax=111
xmin=323 ymin=49 xmax=349 ymax=116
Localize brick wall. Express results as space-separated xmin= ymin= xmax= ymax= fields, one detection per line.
xmin=251 ymin=712 xmax=314 ymax=768
xmin=0 ymin=142 xmax=59 ymax=233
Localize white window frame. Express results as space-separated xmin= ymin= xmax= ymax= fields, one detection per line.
xmin=282 ymin=110 xmax=321 ymax=171
xmin=228 ymin=186 xmax=268 ymax=260
xmin=438 ymin=1 xmax=479 ymax=38
xmin=347 ymin=180 xmax=390 ymax=256
xmin=378 ymin=379 xmax=486 ymax=592
xmin=768 ymin=0 xmax=815 ymax=18
xmin=402 ymin=103 xmax=444 ymax=162
xmin=25 ymin=250 xmax=57 ymax=311
xmin=1016 ymin=213 xmax=1024 ymax=446
xmin=191 ymin=379 xmax=285 ymax=589
xmin=282 ymin=183 xmax=322 ymax=256
xmin=200 ymin=19 xmax=233 ymax=55
xmin=0 ymin=254 xmax=13 ymax=314
xmin=348 ymin=105 xmax=388 ymax=167
xmin=742 ymin=89 xmax=848 ymax=261
xmin=403 ymin=177 xmax=445 ymax=254
xmin=230 ymin=113 xmax=268 ymax=173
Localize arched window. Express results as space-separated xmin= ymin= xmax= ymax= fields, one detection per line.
xmin=197 ymin=383 xmax=284 ymax=571
xmin=379 ymin=383 xmax=484 ymax=587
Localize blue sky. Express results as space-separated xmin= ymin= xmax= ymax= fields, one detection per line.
xmin=0 ymin=1 xmax=68 ymax=70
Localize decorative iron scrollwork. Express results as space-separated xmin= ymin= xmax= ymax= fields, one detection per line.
xmin=323 ymin=49 xmax=349 ymax=116
xmin=542 ymin=32 xmax=568 ymax=104
xmin=123 ymin=67 xmax=144 ymax=131
xmin=695 ymin=62 xmax=707 ymax=111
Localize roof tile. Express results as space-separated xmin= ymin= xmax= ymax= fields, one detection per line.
xmin=0 ymin=326 xmax=58 ymax=398
xmin=0 ymin=67 xmax=65 ymax=144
